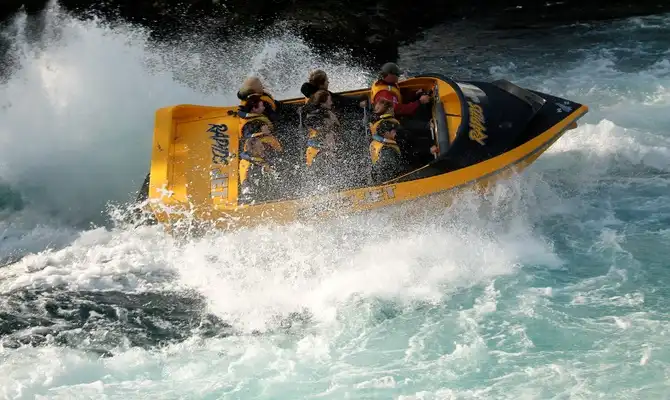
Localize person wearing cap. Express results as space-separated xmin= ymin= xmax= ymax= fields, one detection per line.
xmin=237 ymin=76 xmax=279 ymax=122
xmin=370 ymin=62 xmax=431 ymax=117
xmin=238 ymin=136 xmax=280 ymax=203
xmin=238 ymin=94 xmax=283 ymax=157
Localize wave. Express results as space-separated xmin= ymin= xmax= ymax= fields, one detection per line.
xmin=0 ymin=4 xmax=370 ymax=230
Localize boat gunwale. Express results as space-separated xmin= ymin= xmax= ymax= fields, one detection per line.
xmin=221 ymin=103 xmax=589 ymax=210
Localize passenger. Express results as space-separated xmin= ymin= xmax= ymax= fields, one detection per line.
xmin=370 ymin=119 xmax=439 ymax=184
xmin=239 ymin=137 xmax=280 ymax=203
xmin=370 ymin=62 xmax=431 ymax=117
xmin=300 ymin=69 xmax=367 ymax=111
xmin=369 ymin=98 xmax=400 ymax=136
xmin=369 ymin=119 xmax=406 ymax=184
xmin=237 ymin=76 xmax=279 ymax=122
xmin=303 ymin=89 xmax=343 ymax=189
xmin=238 ymin=94 xmax=283 ymax=158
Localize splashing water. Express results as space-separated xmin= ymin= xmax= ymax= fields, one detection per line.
xmin=1 ymin=4 xmax=670 ymax=399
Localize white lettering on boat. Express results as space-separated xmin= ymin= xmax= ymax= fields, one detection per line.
xmin=298 ymin=185 xmax=397 ymax=217
xmin=210 ymin=168 xmax=229 ymax=198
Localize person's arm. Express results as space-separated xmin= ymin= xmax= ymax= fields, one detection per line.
xmin=393 ymin=100 xmax=420 ymax=116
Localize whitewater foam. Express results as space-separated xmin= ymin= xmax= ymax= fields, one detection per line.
xmin=0 ymin=3 xmax=370 ymax=264
xmin=0 ymin=3 xmax=370 ymax=230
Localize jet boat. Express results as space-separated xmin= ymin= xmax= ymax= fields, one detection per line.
xmin=136 ymin=74 xmax=588 ymax=231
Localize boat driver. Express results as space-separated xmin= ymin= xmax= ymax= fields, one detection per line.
xmin=370 ymin=62 xmax=431 ymax=117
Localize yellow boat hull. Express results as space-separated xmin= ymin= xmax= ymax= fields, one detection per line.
xmin=141 ymin=74 xmax=588 ymax=232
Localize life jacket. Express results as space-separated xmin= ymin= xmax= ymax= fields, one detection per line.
xmin=305 ymin=128 xmax=321 ymax=167
xmin=239 ymin=111 xmax=273 ymax=133
xmin=239 ymin=91 xmax=277 ymax=112
xmin=303 ymin=108 xmax=338 ymax=167
xmin=370 ymin=80 xmax=403 ymax=105
xmin=369 ymin=113 xmax=400 ymax=136
xmin=239 ymin=112 xmax=282 ymax=152
xmin=369 ymin=135 xmax=401 ymax=165
xmin=238 ymin=152 xmax=272 ymax=184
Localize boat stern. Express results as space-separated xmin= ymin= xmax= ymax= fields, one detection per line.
xmin=148 ymin=104 xmax=242 ymax=225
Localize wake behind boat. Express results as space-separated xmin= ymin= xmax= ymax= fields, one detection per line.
xmin=136 ymin=73 xmax=588 ymax=231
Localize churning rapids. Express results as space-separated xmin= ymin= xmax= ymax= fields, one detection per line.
xmin=1 ymin=4 xmax=670 ymax=399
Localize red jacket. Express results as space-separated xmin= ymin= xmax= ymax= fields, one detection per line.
xmin=372 ymin=84 xmax=420 ymax=117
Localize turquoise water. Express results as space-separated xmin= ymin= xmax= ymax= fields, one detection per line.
xmin=1 ymin=5 xmax=669 ymax=399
